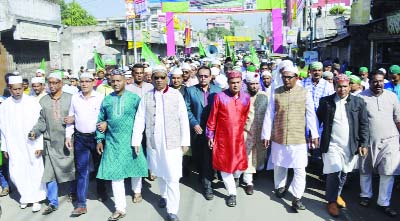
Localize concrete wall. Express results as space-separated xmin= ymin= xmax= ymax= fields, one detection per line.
xmin=50 ymin=26 xmax=109 ymax=74
xmin=0 ymin=0 xmax=60 ymax=32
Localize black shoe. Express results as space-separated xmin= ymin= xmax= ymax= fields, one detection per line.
xmin=204 ymin=188 xmax=214 ymax=200
xmin=359 ymin=197 xmax=371 ymax=207
xmin=292 ymin=198 xmax=306 ymax=211
xmin=377 ymin=205 xmax=397 ymax=217
xmin=275 ymin=187 xmax=286 ymax=198
xmin=167 ymin=213 xmax=179 ymax=221
xmin=158 ymin=198 xmax=167 ymax=208
xmin=245 ymin=185 xmax=254 ymax=195
xmin=42 ymin=205 xmax=57 ymax=215
xmin=226 ymin=195 xmax=237 ymax=207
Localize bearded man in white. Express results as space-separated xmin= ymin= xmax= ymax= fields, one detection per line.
xmin=0 ymin=76 xmax=46 ymax=212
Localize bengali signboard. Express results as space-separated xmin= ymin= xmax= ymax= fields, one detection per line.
xmin=304 ymin=51 xmax=319 ymax=65
xmin=387 ymin=12 xmax=400 ymax=35
xmin=125 ymin=0 xmax=136 ymax=19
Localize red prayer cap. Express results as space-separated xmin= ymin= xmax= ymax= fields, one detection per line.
xmin=227 ymin=70 xmax=242 ymax=80
xmin=336 ymin=74 xmax=350 ymax=83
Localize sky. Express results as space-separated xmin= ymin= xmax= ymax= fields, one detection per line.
xmin=66 ymin=0 xmax=269 ymax=31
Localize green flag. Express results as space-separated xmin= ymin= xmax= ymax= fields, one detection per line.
xmin=249 ymin=45 xmax=260 ymax=67
xmin=225 ymin=39 xmax=231 ymax=58
xmin=94 ymin=49 xmax=105 ymax=70
xmin=39 ymin=58 xmax=46 ymax=71
xmin=142 ymin=43 xmax=160 ymax=66
xmin=198 ymin=42 xmax=206 ymax=58
xmin=231 ymin=47 xmax=236 ymax=65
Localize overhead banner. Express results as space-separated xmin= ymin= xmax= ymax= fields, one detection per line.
xmin=157 ymin=0 xmax=284 ymax=13
xmin=350 ymin=0 xmax=371 ymax=25
xmin=224 ymin=36 xmax=252 ymax=42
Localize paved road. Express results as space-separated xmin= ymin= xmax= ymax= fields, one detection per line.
xmin=0 ymin=171 xmax=399 ymax=221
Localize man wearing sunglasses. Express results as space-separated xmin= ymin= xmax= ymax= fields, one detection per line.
xmin=184 ymin=66 xmax=221 ymax=200
xmin=262 ymin=66 xmax=319 ymax=212
xmin=132 ymin=65 xmax=190 ymax=221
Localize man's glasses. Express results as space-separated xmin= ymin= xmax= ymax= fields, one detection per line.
xmin=281 ymin=75 xmax=296 ymax=80
xmin=154 ymin=76 xmax=166 ymax=80
xmin=198 ymin=75 xmax=209 ymax=78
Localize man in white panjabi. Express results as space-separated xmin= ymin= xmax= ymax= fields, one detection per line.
xmin=31 ymin=77 xmax=47 ymax=101
xmin=261 ymin=66 xmax=319 ymax=211
xmin=0 ymin=76 xmax=46 ymax=212
xmin=132 ymin=65 xmax=190 ymax=221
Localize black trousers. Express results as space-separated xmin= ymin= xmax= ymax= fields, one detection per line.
xmin=191 ymin=134 xmax=213 ymax=189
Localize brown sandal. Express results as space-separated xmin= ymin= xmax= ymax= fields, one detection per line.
xmin=108 ymin=210 xmax=126 ymax=221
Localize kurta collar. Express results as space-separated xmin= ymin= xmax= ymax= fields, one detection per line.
xmin=154 ymin=85 xmax=169 ymax=94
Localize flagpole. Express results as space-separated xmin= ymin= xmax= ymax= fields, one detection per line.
xmin=132 ymin=18 xmax=138 ymax=63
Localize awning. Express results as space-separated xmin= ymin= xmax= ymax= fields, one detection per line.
xmin=96 ymin=45 xmax=120 ymax=55
xmin=330 ymin=33 xmax=350 ymax=43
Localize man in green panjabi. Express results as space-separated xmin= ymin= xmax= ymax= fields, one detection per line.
xmin=96 ymin=72 xmax=148 ymax=221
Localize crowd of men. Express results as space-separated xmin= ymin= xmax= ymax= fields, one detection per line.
xmin=0 ymin=55 xmax=399 ymax=221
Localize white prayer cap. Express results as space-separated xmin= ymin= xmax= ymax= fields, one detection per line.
xmin=80 ymin=72 xmax=94 ymax=80
xmin=378 ymin=68 xmax=387 ymax=74
xmin=8 ymin=76 xmax=23 ymax=85
xmin=282 ymin=66 xmax=298 ymax=75
xmin=189 ymin=63 xmax=197 ymax=68
xmin=261 ymin=59 xmax=268 ymax=63
xmin=87 ymin=69 xmax=96 ymax=74
xmin=193 ymin=61 xmax=200 ymax=67
xmin=212 ymin=60 xmax=221 ymax=66
xmin=152 ymin=65 xmax=168 ymax=75
xmin=279 ymin=60 xmax=294 ymax=70
xmin=236 ymin=61 xmax=243 ymax=67
xmin=144 ymin=67 xmax=152 ymax=73
xmin=261 ymin=71 xmax=272 ymax=78
xmin=322 ymin=71 xmax=334 ymax=78
xmin=170 ymin=68 xmax=183 ymax=76
xmin=181 ymin=63 xmax=191 ymax=71
xmin=36 ymin=69 xmax=45 ymax=74
xmin=143 ymin=62 xmax=150 ymax=66
xmin=166 ymin=60 xmax=172 ymax=64
xmin=122 ymin=66 xmax=130 ymax=72
xmin=124 ymin=71 xmax=132 ymax=78
xmin=233 ymin=66 xmax=242 ymax=72
xmin=70 ymin=74 xmax=79 ymax=79
xmin=214 ymin=74 xmax=228 ymax=89
xmin=246 ymin=72 xmax=260 ymax=83
xmin=12 ymin=71 xmax=20 ymax=76
xmin=211 ymin=67 xmax=220 ymax=76
xmin=31 ymin=77 xmax=45 ymax=84
xmin=48 ymin=72 xmax=62 ymax=80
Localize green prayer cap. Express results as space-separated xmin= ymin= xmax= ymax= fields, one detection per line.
xmin=390 ymin=65 xmax=400 ymax=74
xmin=310 ymin=61 xmax=323 ymax=70
xmin=243 ymin=56 xmax=251 ymax=62
xmin=247 ymin=65 xmax=257 ymax=72
xmin=349 ymin=75 xmax=362 ymax=84
xmin=345 ymin=71 xmax=352 ymax=76
xmin=359 ymin=67 xmax=368 ymax=73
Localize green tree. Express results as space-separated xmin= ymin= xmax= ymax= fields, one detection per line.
xmin=329 ymin=5 xmax=346 ymax=15
xmin=206 ymin=27 xmax=232 ymax=41
xmin=60 ymin=0 xmax=97 ymax=26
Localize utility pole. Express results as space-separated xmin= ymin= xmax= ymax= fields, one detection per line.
xmin=132 ymin=18 xmax=138 ymax=63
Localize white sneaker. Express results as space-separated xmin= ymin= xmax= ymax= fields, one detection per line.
xmin=32 ymin=203 xmax=41 ymax=212
xmin=20 ymin=203 xmax=28 ymax=209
